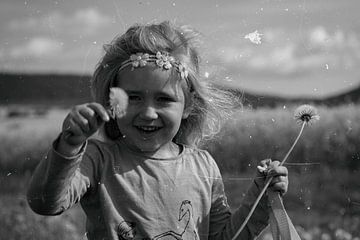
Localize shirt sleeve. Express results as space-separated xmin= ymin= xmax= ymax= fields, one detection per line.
xmin=207 ymin=152 xmax=269 ymax=240
xmin=27 ymin=135 xmax=99 ymax=216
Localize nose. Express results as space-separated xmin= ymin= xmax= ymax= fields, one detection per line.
xmin=139 ymin=104 xmax=158 ymax=120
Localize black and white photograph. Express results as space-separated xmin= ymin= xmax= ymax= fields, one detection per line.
xmin=0 ymin=0 xmax=359 ymax=239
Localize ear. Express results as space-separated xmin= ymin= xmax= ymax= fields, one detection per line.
xmin=182 ymin=105 xmax=192 ymax=119
xmin=182 ymin=93 xmax=194 ymax=119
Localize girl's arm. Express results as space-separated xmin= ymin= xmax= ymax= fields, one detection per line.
xmin=27 ymin=102 xmax=109 ymax=215
xmin=207 ymin=154 xmax=288 ymax=240
xmin=27 ymin=136 xmax=96 ymax=215
xmin=208 ymin=173 xmax=269 ymax=240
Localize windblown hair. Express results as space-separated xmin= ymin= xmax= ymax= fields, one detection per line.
xmin=91 ymin=21 xmax=239 ymax=146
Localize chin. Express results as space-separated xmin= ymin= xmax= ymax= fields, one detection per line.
xmin=134 ymin=141 xmax=161 ymax=153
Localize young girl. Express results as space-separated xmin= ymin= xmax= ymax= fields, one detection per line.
xmin=27 ymin=21 xmax=288 ymax=240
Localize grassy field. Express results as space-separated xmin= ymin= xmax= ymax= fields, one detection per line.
xmin=0 ymin=104 xmax=359 ymax=239
xmin=0 ymin=107 xmax=87 ymax=239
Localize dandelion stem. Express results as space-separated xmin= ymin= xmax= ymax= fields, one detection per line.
xmin=280 ymin=121 xmax=306 ymax=165
xmin=231 ymin=121 xmax=307 ymax=240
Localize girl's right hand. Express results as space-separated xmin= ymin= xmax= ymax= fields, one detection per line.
xmin=58 ymin=103 xmax=110 ymax=156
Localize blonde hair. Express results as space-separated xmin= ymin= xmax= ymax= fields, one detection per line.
xmin=91 ymin=21 xmax=238 ymax=146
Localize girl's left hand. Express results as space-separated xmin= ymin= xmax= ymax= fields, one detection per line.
xmin=257 ymin=159 xmax=289 ymax=195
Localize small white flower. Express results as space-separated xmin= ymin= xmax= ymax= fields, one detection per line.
xmin=130 ymin=53 xmax=150 ymax=69
xmin=155 ymin=51 xmax=174 ymax=70
xmin=178 ymin=63 xmax=189 ymax=79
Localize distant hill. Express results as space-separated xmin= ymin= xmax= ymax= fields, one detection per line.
xmin=320 ymin=85 xmax=360 ymax=106
xmin=220 ymin=84 xmax=360 ymax=108
xmin=0 ymin=72 xmax=359 ymax=107
xmin=0 ymin=73 xmax=92 ymax=106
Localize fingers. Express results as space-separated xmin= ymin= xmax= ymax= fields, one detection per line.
xmin=269 ymin=175 xmax=288 ymax=195
xmin=71 ymin=108 xmax=91 ymax=132
xmin=267 ymin=161 xmax=288 ymax=178
xmin=62 ymin=103 xmax=110 ymax=141
xmin=257 ymin=159 xmax=288 ymax=177
xmin=257 ymin=159 xmax=271 ymax=173
xmin=256 ymin=159 xmax=289 ymax=195
xmin=267 ymin=161 xmax=289 ymax=195
xmin=62 ymin=116 xmax=87 ymax=147
xmin=65 ymin=117 xmax=84 ymax=137
xmin=87 ymin=103 xmax=110 ymax=122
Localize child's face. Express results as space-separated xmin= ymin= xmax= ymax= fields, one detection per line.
xmin=115 ymin=65 xmax=190 ymax=158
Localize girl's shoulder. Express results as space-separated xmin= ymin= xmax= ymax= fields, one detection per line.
xmin=182 ymin=145 xmax=221 ymax=178
xmin=182 ymin=144 xmax=209 ymax=155
xmin=182 ymin=144 xmax=217 ymax=165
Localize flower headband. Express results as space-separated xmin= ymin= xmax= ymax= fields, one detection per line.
xmin=118 ymin=51 xmax=189 ymax=79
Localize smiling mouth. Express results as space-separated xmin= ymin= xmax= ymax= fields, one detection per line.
xmin=136 ymin=126 xmax=162 ymax=134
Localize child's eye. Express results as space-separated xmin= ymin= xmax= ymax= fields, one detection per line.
xmin=157 ymin=96 xmax=175 ymax=103
xmin=128 ymin=95 xmax=142 ymax=101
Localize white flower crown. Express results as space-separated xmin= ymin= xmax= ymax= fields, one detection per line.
xmin=118 ymin=51 xmax=189 ymax=79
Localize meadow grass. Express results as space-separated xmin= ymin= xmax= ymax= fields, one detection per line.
xmin=0 ymin=107 xmax=64 ymax=174
xmin=0 ymin=104 xmax=359 ymax=239
xmin=0 ymin=107 xmax=87 ymax=239
xmin=207 ymin=104 xmax=360 ymax=238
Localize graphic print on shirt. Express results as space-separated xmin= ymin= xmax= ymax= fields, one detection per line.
xmin=152 ymin=200 xmax=199 ymax=240
xmin=116 ymin=200 xmax=199 ymax=240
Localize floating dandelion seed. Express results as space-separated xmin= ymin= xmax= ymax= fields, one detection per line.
xmin=244 ymin=30 xmax=263 ymax=45
xmin=109 ymin=87 xmax=128 ymax=119
xmin=231 ymin=104 xmax=320 ymax=240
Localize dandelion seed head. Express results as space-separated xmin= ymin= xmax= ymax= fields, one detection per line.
xmin=294 ymin=104 xmax=320 ymax=125
xmin=109 ymin=87 xmax=128 ymax=119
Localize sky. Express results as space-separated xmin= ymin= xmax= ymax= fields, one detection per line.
xmin=1 ymin=0 xmax=360 ymax=98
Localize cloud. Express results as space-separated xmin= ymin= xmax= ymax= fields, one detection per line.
xmin=70 ymin=8 xmax=113 ymax=34
xmin=74 ymin=8 xmax=110 ymax=26
xmin=0 ymin=36 xmax=103 ymax=73
xmin=9 ymin=37 xmax=63 ymax=58
xmin=247 ymin=44 xmax=299 ymax=74
xmin=309 ymin=26 xmax=331 ymax=47
xmin=8 ymin=7 xmax=112 ymax=35
xmin=213 ymin=26 xmax=360 ymax=76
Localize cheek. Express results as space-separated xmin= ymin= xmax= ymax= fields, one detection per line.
xmin=168 ymin=109 xmax=186 ymax=127
xmin=115 ymin=116 xmax=131 ymax=128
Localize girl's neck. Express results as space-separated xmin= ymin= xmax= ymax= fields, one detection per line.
xmin=117 ymin=139 xmax=182 ymax=160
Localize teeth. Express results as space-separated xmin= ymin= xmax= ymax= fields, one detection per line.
xmin=137 ymin=126 xmax=160 ymax=131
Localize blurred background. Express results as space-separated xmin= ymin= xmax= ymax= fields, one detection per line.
xmin=0 ymin=0 xmax=359 ymax=239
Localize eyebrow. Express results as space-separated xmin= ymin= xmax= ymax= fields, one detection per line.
xmin=124 ymin=88 xmax=179 ymax=99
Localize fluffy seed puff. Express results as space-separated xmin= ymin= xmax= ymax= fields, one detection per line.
xmin=109 ymin=87 xmax=128 ymax=119
xmin=294 ymin=104 xmax=320 ymax=125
